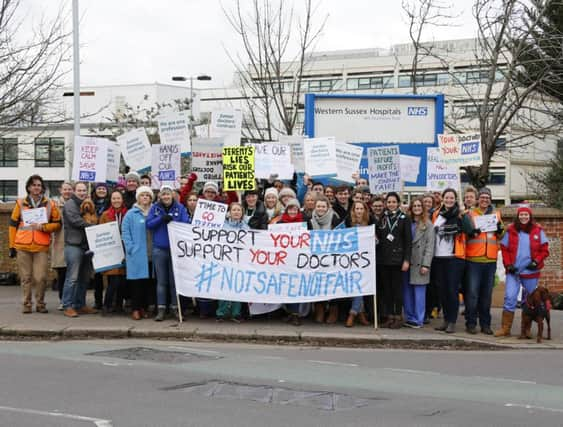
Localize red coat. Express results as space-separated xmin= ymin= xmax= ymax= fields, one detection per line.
xmin=501 ymin=223 xmax=549 ymax=277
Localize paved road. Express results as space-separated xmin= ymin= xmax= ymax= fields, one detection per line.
xmin=0 ymin=340 xmax=562 ymax=426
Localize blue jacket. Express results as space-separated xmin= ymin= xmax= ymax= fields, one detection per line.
xmin=146 ymin=200 xmax=189 ymax=249
xmin=121 ymin=206 xmax=150 ymax=280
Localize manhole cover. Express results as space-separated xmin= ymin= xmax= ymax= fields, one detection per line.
xmin=87 ymin=347 xmax=221 ymax=364
xmin=162 ymin=381 xmax=382 ymax=411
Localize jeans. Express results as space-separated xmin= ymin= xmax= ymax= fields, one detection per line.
xmin=62 ymin=245 xmax=91 ymax=310
xmin=503 ymin=274 xmax=538 ymax=312
xmin=433 ymin=257 xmax=465 ymax=324
xmin=350 ymin=296 xmax=364 ymax=315
xmin=403 ymin=273 xmax=426 ymax=326
xmin=153 ymin=247 xmax=176 ymax=308
xmin=464 ymin=261 xmax=496 ymax=328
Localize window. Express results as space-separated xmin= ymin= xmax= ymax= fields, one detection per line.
xmin=398 ymin=75 xmax=412 ymax=88
xmin=489 ymin=169 xmax=506 ymax=185
xmin=0 ymin=180 xmax=18 ymax=202
xmin=0 ymin=138 xmax=18 ymax=167
xmin=347 ymin=75 xmax=394 ymax=90
xmin=45 ymin=180 xmax=63 ymax=198
xmin=34 ymin=138 xmax=65 ymax=167
xmin=496 ymin=138 xmax=507 ymax=152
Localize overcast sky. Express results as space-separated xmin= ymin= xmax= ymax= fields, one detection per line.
xmin=24 ymin=0 xmax=478 ymax=88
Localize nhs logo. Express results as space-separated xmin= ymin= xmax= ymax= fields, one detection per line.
xmin=407 ymin=106 xmax=428 ymax=116
xmin=461 ymin=142 xmax=479 ymax=154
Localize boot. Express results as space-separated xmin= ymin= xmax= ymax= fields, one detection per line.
xmin=326 ymin=305 xmax=338 ymax=324
xmin=389 ymin=315 xmax=402 ymax=329
xmin=345 ymin=313 xmax=356 ymax=328
xmin=494 ymin=310 xmax=514 ymax=337
xmin=381 ymin=316 xmax=394 ymax=328
xmin=21 ymin=304 xmax=32 ymax=314
xmin=154 ymin=307 xmax=165 ymax=322
xmin=357 ymin=312 xmax=370 ymax=326
xmin=314 ymin=303 xmax=325 ymax=323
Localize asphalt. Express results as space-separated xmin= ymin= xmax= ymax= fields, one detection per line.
xmin=0 ymin=285 xmax=561 ymax=349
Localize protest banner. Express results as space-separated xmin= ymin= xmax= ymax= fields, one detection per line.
xmin=106 ymin=140 xmax=121 ymax=183
xmin=85 ymin=221 xmax=125 ymax=273
xmin=367 ymin=146 xmax=401 ymax=193
xmin=399 ymin=154 xmax=421 ymax=183
xmin=168 ymin=223 xmax=376 ymax=304
xmin=279 ymin=135 xmax=306 ymax=174
xmin=303 ymin=137 xmax=337 ymax=178
xmin=253 ymin=143 xmax=294 ymax=180
xmin=426 ymin=147 xmax=460 ymax=192
xmin=222 ymin=146 xmax=255 ymax=191
xmin=71 ymin=136 xmax=108 ymax=182
xmin=335 ymin=142 xmax=363 ymax=184
xmin=191 ymin=137 xmax=224 ymax=182
xmin=248 ymin=302 xmax=282 ymax=316
xmin=267 ymin=222 xmax=307 ymax=232
xmin=192 ymin=199 xmax=228 ymax=228
xmin=117 ymin=128 xmax=151 ymax=173
xmin=151 ymin=143 xmax=181 ymax=189
xmin=438 ymin=133 xmax=482 ymax=166
xmin=158 ymin=111 xmax=191 ymax=156
xmin=210 ymin=109 xmax=242 ymax=147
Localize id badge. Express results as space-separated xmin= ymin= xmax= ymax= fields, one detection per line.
xmin=387 ymin=234 xmax=394 ymax=242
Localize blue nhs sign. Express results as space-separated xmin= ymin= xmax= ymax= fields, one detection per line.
xmin=461 ymin=142 xmax=479 ymax=154
xmin=407 ymin=106 xmax=428 ymax=116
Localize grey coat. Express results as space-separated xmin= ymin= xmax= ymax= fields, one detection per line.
xmin=409 ymin=220 xmax=435 ymax=285
xmin=63 ymin=195 xmax=91 ymax=248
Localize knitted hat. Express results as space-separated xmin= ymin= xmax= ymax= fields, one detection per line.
xmin=159 ymin=185 xmax=174 ymax=194
xmin=135 ymin=185 xmax=154 ymax=200
xmin=125 ymin=171 xmax=141 ymax=184
xmin=94 ymin=182 xmax=108 ymax=190
xmin=264 ymin=187 xmax=279 ymax=199
xmin=203 ymin=181 xmax=219 ymax=193
xmin=479 ymin=187 xmax=492 ymax=198
xmin=278 ymin=187 xmax=296 ymax=199
xmin=285 ymin=198 xmax=300 ymax=210
xmin=517 ymin=205 xmax=532 ymax=217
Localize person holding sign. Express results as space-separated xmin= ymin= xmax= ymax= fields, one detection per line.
xmin=9 ymin=175 xmax=61 ymax=314
xmin=243 ymin=189 xmax=269 ymax=230
xmin=146 ymin=185 xmax=189 ymax=321
xmin=376 ymin=193 xmax=412 ymax=329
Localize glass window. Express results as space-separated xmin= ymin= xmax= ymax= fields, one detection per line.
xmin=489 ymin=171 xmax=506 ymax=185
xmin=308 ymin=80 xmax=320 ymax=91
xmin=346 ymin=78 xmax=359 ymax=90
xmin=495 ymin=138 xmax=507 ymax=151
xmin=0 ymin=180 xmax=18 ymax=202
xmin=383 ymin=76 xmax=394 ymax=88
xmin=437 ymin=73 xmax=450 ymax=85
xmin=44 ymin=180 xmax=63 ymax=198
xmin=34 ymin=138 xmax=65 ymax=167
xmin=398 ymin=75 xmax=412 ymax=88
xmin=0 ymin=138 xmax=18 ymax=167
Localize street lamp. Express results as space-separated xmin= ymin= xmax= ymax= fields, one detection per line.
xmin=172 ymin=75 xmax=212 ymax=107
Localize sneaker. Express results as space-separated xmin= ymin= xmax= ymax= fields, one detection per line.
xmin=445 ymin=323 xmax=456 ymax=334
xmin=57 ymin=303 xmax=64 ymax=311
xmin=154 ymin=308 xmax=165 ymax=322
xmin=231 ymin=315 xmax=243 ymax=324
xmin=466 ymin=326 xmax=478 ymax=335
xmin=216 ymin=316 xmax=225 ymax=322
xmin=481 ymin=326 xmax=493 ymax=335
xmin=63 ymin=308 xmax=79 ymax=318
xmin=404 ymin=321 xmax=421 ymax=329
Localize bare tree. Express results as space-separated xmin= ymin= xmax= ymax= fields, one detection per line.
xmin=0 ymin=0 xmax=70 ymax=128
xmin=224 ymin=0 xmax=326 ymax=141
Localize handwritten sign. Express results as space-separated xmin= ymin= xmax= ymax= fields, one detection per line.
xmin=71 ymin=137 xmax=108 ymax=182
xmin=367 ymin=146 xmax=401 ymax=193
xmin=192 ymin=199 xmax=227 ymax=228
xmin=117 ymin=128 xmax=151 ymax=173
xmin=303 ymin=137 xmax=337 ymax=178
xmin=222 ymin=146 xmax=255 ymax=191
xmin=426 ymin=147 xmax=460 ymax=192
xmin=106 ymin=140 xmax=121 ymax=183
xmin=158 ymin=111 xmax=191 ymax=156
xmin=85 ymin=221 xmax=125 ymax=273
xmin=474 ymin=213 xmax=498 ymax=232
xmin=335 ymin=142 xmax=363 ymax=184
xmin=210 ymin=109 xmax=242 ymax=147
xmin=151 ymin=143 xmax=181 ymax=189
xmin=438 ymin=133 xmax=482 ymax=166
xmin=268 ymin=222 xmax=308 ymax=233
xmin=191 ymin=137 xmax=224 ymax=182
xmin=280 ymin=135 xmax=306 ymax=174
xmin=22 ymin=207 xmax=47 ymax=226
xmin=253 ymin=143 xmax=294 ymax=180
xmin=169 ymin=223 xmax=376 ymax=303
xmin=399 ymin=154 xmax=421 ymax=183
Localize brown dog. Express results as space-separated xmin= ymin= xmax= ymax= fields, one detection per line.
xmin=80 ymin=199 xmax=98 ymax=225
xmin=519 ymin=287 xmax=552 ymax=343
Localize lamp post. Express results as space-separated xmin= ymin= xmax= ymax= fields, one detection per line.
xmin=171 ymin=74 xmax=212 ymax=112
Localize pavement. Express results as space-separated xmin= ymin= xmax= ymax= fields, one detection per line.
xmin=0 ymin=285 xmax=562 ymax=349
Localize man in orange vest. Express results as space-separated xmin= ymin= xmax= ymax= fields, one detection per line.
xmin=9 ymin=175 xmax=61 ymax=313
xmin=464 ymin=187 xmax=504 ymax=335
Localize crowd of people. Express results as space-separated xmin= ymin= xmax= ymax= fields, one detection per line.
xmin=8 ymin=171 xmax=550 ymax=338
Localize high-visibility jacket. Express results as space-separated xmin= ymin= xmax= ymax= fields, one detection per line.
xmin=9 ymin=196 xmax=61 ymax=252
xmin=466 ymin=209 xmax=502 ymax=260
xmin=431 ymin=208 xmax=467 ymax=259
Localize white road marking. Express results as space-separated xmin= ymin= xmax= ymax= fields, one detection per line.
xmin=260 ymin=356 xmax=285 ymax=360
xmin=307 ymin=360 xmax=358 ymax=367
xmin=166 ymin=346 xmax=220 ymax=355
xmin=384 ymin=368 xmax=440 ymax=375
xmin=0 ymin=405 xmax=112 ymax=426
xmin=505 ymin=403 xmax=563 ymax=413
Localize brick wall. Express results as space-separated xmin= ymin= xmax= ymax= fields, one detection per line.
xmin=0 ymin=203 xmax=17 ymax=274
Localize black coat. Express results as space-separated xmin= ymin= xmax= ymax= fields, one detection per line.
xmin=246 ymin=201 xmax=269 ymax=230
xmin=376 ymin=210 xmax=413 ymax=266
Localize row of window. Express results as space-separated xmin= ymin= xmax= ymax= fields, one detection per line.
xmin=0 ymin=180 xmax=63 ymax=202
xmin=0 ymin=138 xmax=64 ymax=167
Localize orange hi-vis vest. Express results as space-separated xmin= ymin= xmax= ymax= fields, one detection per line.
xmin=10 ymin=198 xmax=59 ymax=251
xmin=431 ymin=208 xmax=466 ymax=259
xmin=466 ymin=209 xmax=501 ymax=260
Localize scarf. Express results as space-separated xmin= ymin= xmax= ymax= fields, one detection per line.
xmin=280 ymin=211 xmax=304 ymax=224
xmin=436 ymin=203 xmax=461 ymax=241
xmin=311 ymin=208 xmax=334 ymax=230
xmin=106 ymin=205 xmax=128 ymax=225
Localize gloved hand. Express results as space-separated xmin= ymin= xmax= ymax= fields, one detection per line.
xmin=496 ymin=222 xmax=504 ymax=234
xmin=84 ymin=250 xmax=94 ymax=258
xmin=8 ymin=248 xmax=16 ymax=259
xmin=162 ymin=214 xmax=173 ymax=224
xmin=187 ymin=172 xmax=198 ymax=182
xmin=472 ymin=228 xmax=482 ymax=237
xmin=526 ymin=260 xmax=538 ymax=270
xmin=506 ymin=265 xmax=517 ymax=274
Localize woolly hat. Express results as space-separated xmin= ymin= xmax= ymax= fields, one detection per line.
xmin=517 ymin=205 xmax=532 ymax=217
xmin=278 ymin=187 xmax=296 ymax=199
xmin=479 ymin=187 xmax=492 ymax=198
xmin=125 ymin=171 xmax=141 ymax=184
xmin=203 ymin=181 xmax=219 ymax=193
xmin=94 ymin=182 xmax=108 ymax=190
xmin=285 ymin=198 xmax=300 ymax=210
xmin=264 ymin=187 xmax=279 ymax=199
xmin=159 ymin=185 xmax=174 ymax=194
xmin=135 ymin=185 xmax=154 ymax=200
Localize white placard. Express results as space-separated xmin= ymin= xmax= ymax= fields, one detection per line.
xmin=151 ymin=143 xmax=181 ymax=189
xmin=71 ymin=136 xmax=108 ymax=182
xmin=169 ymin=223 xmax=376 ymax=303
xmin=267 ymin=222 xmax=308 ymax=232
xmin=248 ymin=303 xmax=282 ymax=316
xmin=85 ymin=221 xmax=125 ymax=273
xmin=191 ymin=137 xmax=224 ymax=182
xmin=253 ymin=143 xmax=294 ymax=180
xmin=438 ymin=133 xmax=482 ymax=166
xmin=192 ymin=199 xmax=227 ymax=228
xmin=158 ymin=111 xmax=191 ymax=156
xmin=335 ymin=142 xmax=364 ymax=184
xmin=279 ymin=135 xmax=306 ymax=174
xmin=210 ymin=109 xmax=242 ymax=147
xmin=474 ymin=214 xmax=498 ymax=232
xmin=399 ymin=154 xmax=421 ymax=183
xmin=426 ymin=147 xmax=460 ymax=192
xmin=106 ymin=140 xmax=121 ymax=183
xmin=367 ymin=146 xmax=401 ymax=193
xmin=21 ymin=207 xmax=47 ymax=226
xmin=303 ymin=137 xmax=337 ymax=178
xmin=194 ymin=124 xmax=209 ymax=138
xmin=117 ymin=128 xmax=151 ymax=173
